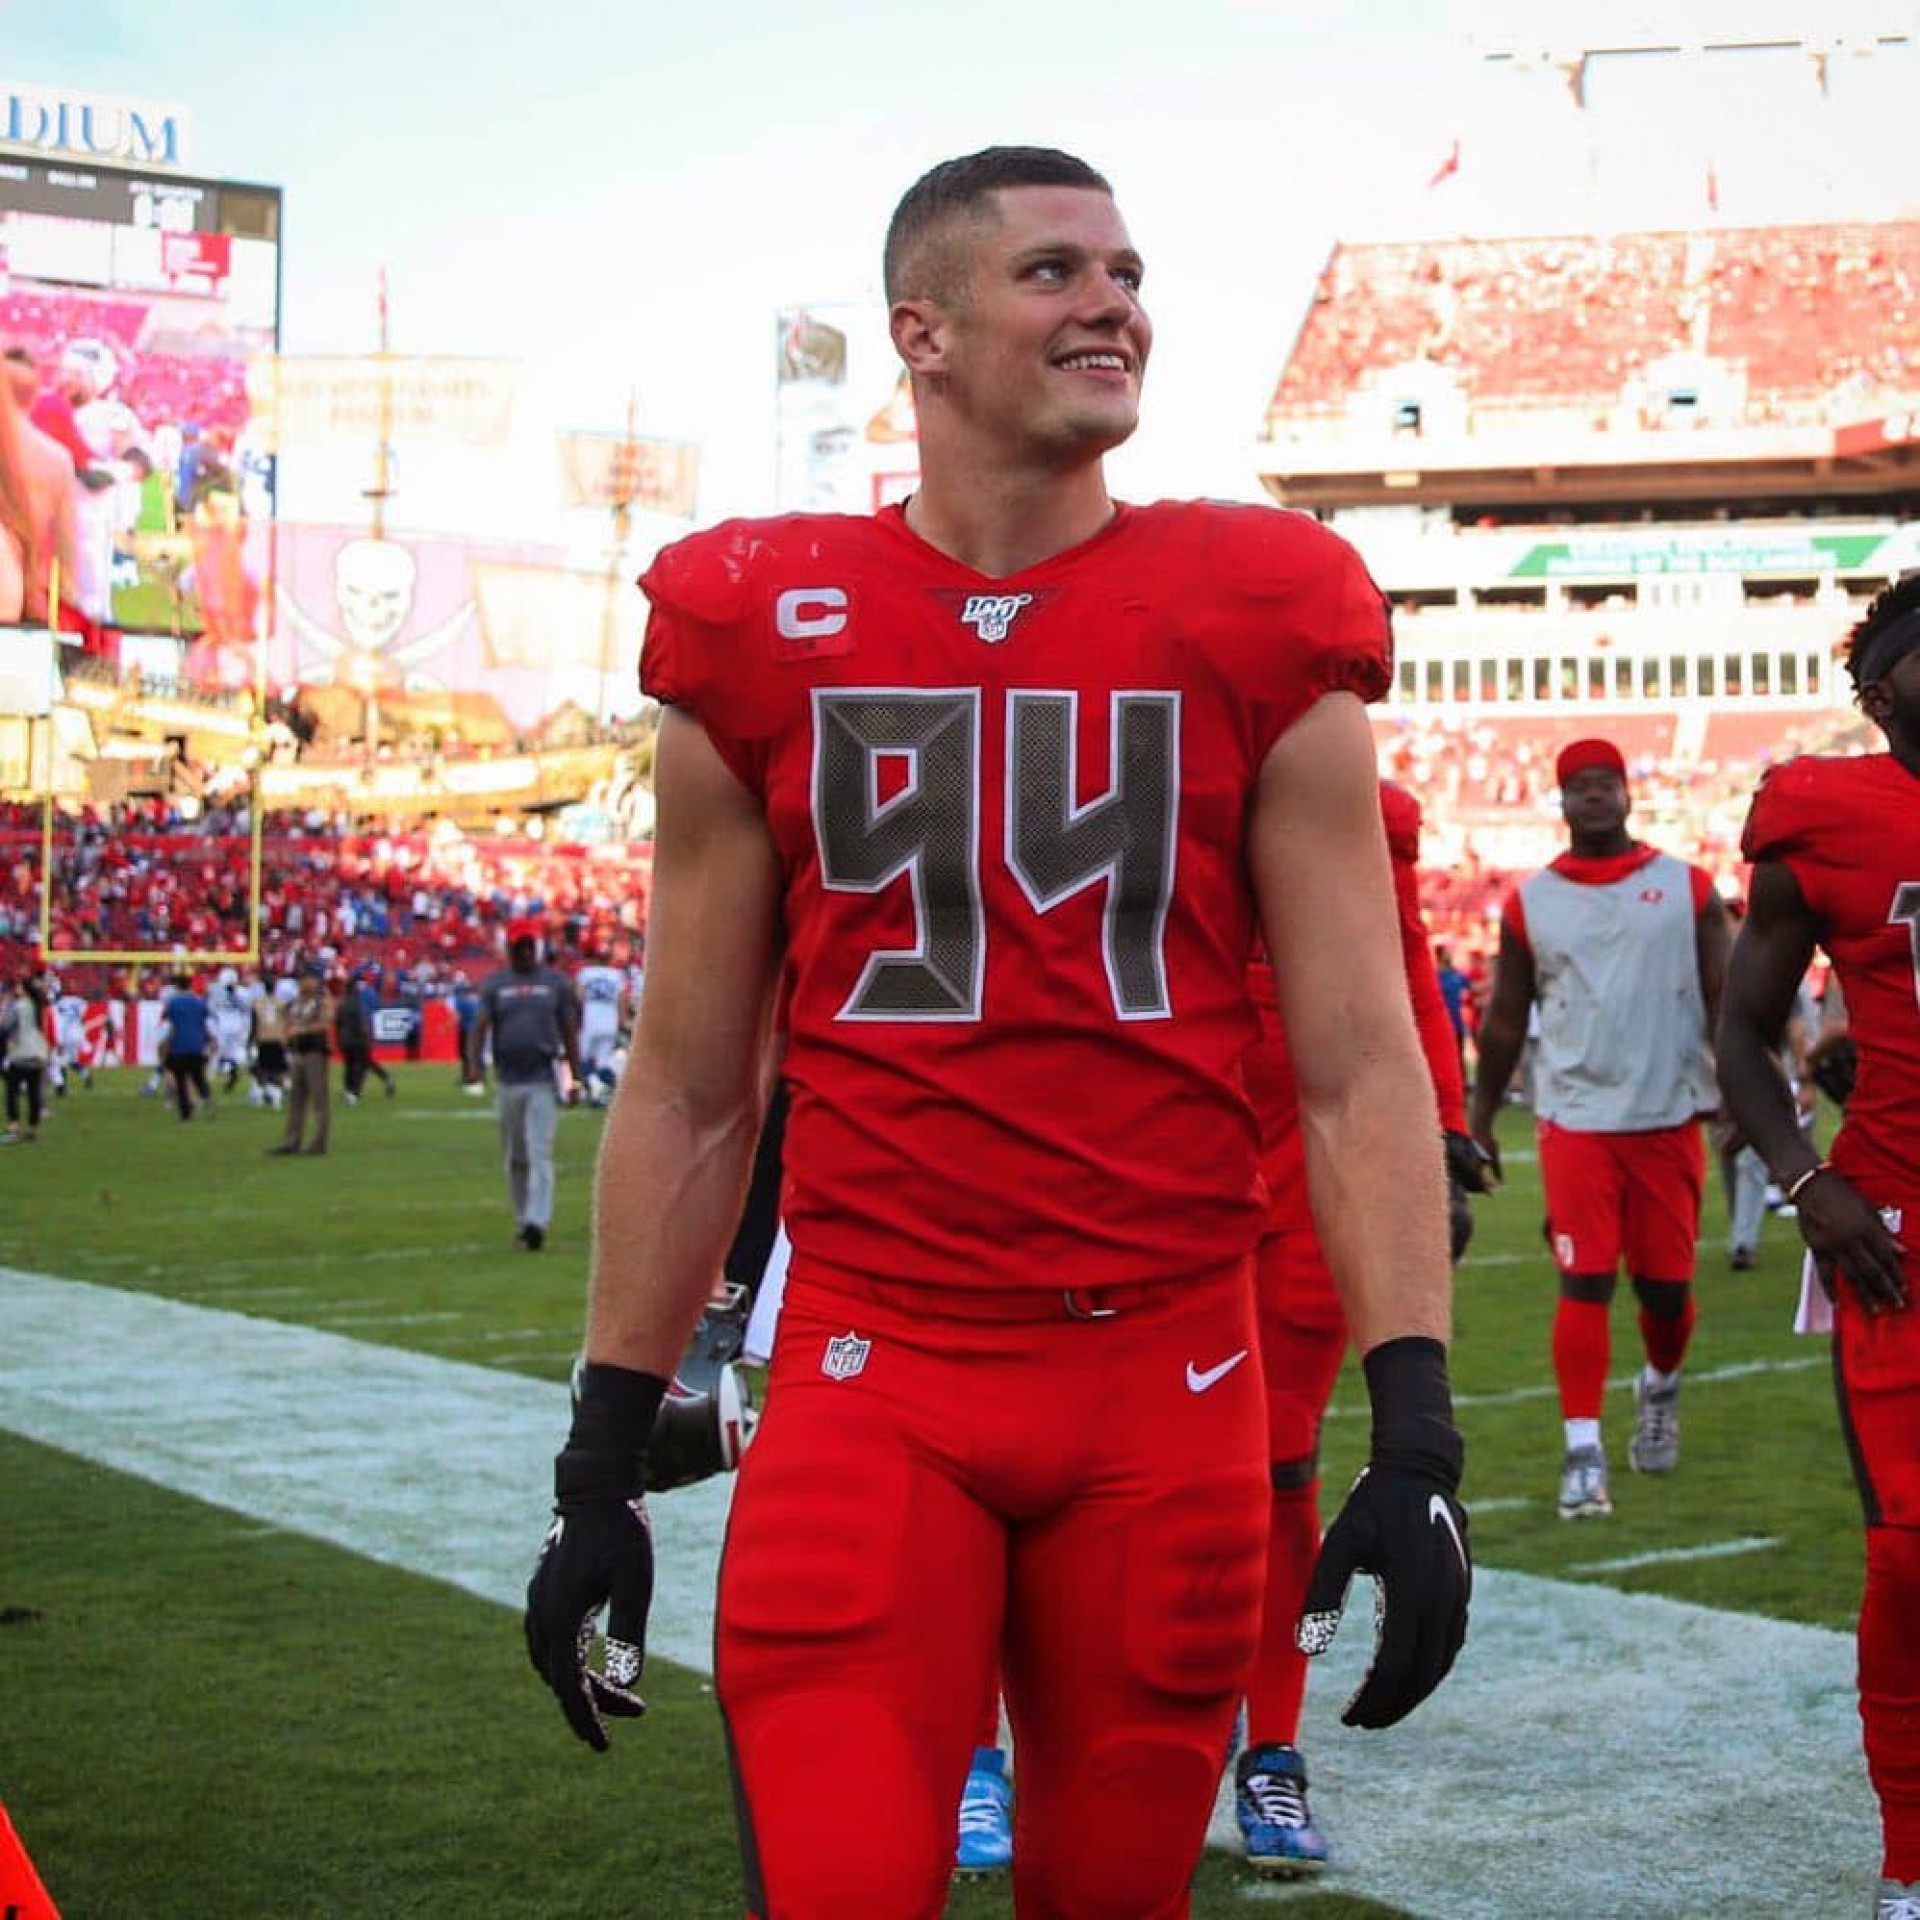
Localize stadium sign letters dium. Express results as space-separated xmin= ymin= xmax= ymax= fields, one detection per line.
xmin=0 ymin=84 xmax=187 ymax=169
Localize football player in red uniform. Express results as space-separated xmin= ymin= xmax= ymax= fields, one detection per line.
xmin=524 ymin=147 xmax=1470 ymax=1920
xmin=1234 ymin=779 xmax=1486 ymax=1878
xmin=1469 ymin=738 xmax=1730 ymax=1519
xmin=1719 ymin=575 xmax=1919 ymax=1920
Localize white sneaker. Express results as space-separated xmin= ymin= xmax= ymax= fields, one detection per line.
xmin=1877 ymin=1878 xmax=1920 ymax=1919
xmin=1630 ymin=1371 xmax=1681 ymax=1474
xmin=1558 ymin=1444 xmax=1613 ymax=1519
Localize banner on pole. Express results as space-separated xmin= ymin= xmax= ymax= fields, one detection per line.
xmin=246 ymin=356 xmax=518 ymax=449
xmin=555 ymin=431 xmax=699 ymax=517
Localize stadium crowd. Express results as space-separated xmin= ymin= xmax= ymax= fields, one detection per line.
xmin=0 ymin=795 xmax=652 ymax=1000
xmin=1272 ymin=218 xmax=1920 ymax=426
xmin=1 ymin=696 xmax=1867 ymax=1037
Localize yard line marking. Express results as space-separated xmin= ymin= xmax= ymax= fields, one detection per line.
xmin=1325 ymin=1351 xmax=1828 ymax=1416
xmin=186 ymin=1285 xmax=328 ymax=1302
xmin=160 ymin=1242 xmax=511 ymax=1284
xmin=311 ymin=1310 xmax=470 ymax=1329
xmin=449 ymin=1336 xmax=576 ymax=1351
xmin=0 ymin=1267 xmax=1878 ymax=1919
xmin=1568 ymin=1536 xmax=1780 ymax=1575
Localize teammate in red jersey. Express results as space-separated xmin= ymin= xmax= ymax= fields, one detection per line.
xmin=523 ymin=147 xmax=1469 ymax=1920
xmin=1718 ymin=575 xmax=1919 ymax=1920
xmin=1233 ymin=779 xmax=1487 ymax=1878
xmin=1468 ymin=737 xmax=1730 ymax=1520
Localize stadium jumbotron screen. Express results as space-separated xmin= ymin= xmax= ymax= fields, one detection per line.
xmin=0 ymin=153 xmax=281 ymax=635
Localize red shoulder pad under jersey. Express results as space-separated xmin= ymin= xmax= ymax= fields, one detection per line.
xmin=638 ymin=513 xmax=869 ymax=790
xmin=1379 ymin=779 xmax=1423 ymax=868
xmin=1185 ymin=503 xmax=1392 ymax=755
xmin=1741 ymin=755 xmax=1853 ymax=868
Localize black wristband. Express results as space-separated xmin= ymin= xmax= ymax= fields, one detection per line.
xmin=1362 ymin=1335 xmax=1464 ymax=1491
xmin=555 ymin=1363 xmax=669 ymax=1505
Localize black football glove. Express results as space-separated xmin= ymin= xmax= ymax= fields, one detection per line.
xmin=1809 ymin=1035 xmax=1857 ymax=1110
xmin=524 ymin=1362 xmax=665 ymax=1752
xmin=1447 ymin=1175 xmax=1475 ymax=1264
xmin=1444 ymin=1129 xmax=1497 ymax=1196
xmin=1297 ymin=1336 xmax=1471 ymax=1729
xmin=1443 ymin=1133 xmax=1494 ymax=1262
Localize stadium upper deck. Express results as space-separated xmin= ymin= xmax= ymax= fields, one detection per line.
xmin=1249 ymin=25 xmax=1919 ymax=811
xmin=1267 ymin=220 xmax=1920 ymax=433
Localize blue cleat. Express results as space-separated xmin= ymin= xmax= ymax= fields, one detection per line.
xmin=954 ymin=1745 xmax=1013 ymax=1878
xmin=1234 ymin=1742 xmax=1329 ymax=1879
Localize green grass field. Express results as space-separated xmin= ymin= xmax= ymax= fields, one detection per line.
xmin=0 ymin=1067 xmax=1867 ymax=1918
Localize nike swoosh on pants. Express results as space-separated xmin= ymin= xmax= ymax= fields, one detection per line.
xmin=1185 ymin=1349 xmax=1249 ymax=1393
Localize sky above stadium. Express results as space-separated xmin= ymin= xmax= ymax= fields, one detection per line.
xmin=8 ymin=0 xmax=1916 ymax=542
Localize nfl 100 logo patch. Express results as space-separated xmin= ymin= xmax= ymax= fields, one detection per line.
xmin=958 ymin=592 xmax=1033 ymax=643
xmin=821 ymin=1330 xmax=872 ymax=1380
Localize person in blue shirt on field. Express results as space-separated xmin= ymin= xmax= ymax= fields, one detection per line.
xmin=1434 ymin=943 xmax=1472 ymax=1081
xmin=159 ymin=971 xmax=214 ymax=1123
xmin=452 ymin=971 xmax=484 ymax=1094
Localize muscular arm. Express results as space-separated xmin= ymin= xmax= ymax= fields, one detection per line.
xmin=1717 ymin=859 xmax=1905 ymax=1311
xmin=583 ymin=707 xmax=784 ymax=1377
xmin=1716 ymin=861 xmax=1818 ymax=1181
xmin=1464 ymin=918 xmax=1535 ymax=1175
xmin=1252 ymin=693 xmax=1451 ymax=1354
xmin=1695 ymin=885 xmax=1733 ymax=1048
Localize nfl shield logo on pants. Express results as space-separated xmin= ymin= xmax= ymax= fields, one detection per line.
xmin=821 ymin=1330 xmax=872 ymax=1380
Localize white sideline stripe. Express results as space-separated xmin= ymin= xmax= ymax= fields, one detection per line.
xmin=0 ymin=1266 xmax=734 ymax=1680
xmin=0 ymin=1269 xmax=1877 ymax=1919
xmin=1568 ymin=1535 xmax=1780 ymax=1575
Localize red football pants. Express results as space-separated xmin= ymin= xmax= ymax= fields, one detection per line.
xmin=1835 ymin=1197 xmax=1920 ymax=1880
xmin=1247 ymin=1224 xmax=1348 ymax=1749
xmin=1536 ymin=1119 xmax=1705 ymax=1282
xmin=716 ymin=1260 xmax=1269 ymax=1920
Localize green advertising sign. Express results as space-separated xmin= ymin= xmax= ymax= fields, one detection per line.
xmin=1510 ymin=531 xmax=1886 ymax=579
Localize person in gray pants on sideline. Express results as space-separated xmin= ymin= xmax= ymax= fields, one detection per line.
xmin=468 ymin=917 xmax=582 ymax=1250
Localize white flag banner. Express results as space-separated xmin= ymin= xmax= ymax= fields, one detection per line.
xmin=246 ymin=355 xmax=519 ymax=449
xmin=556 ymin=431 xmax=699 ymax=516
xmin=470 ymin=560 xmax=646 ymax=675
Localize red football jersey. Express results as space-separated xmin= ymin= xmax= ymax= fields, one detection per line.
xmin=640 ymin=500 xmax=1391 ymax=1290
xmin=1743 ymin=752 xmax=1920 ymax=1199
xmin=1244 ymin=780 xmax=1463 ymax=1233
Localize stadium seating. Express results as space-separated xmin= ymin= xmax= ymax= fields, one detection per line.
xmin=1270 ymin=221 xmax=1920 ymax=425
xmin=1705 ymin=222 xmax=1920 ymax=414
xmin=4 ymin=694 xmax=1870 ymax=1004
xmin=1 ymin=803 xmax=652 ymax=995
